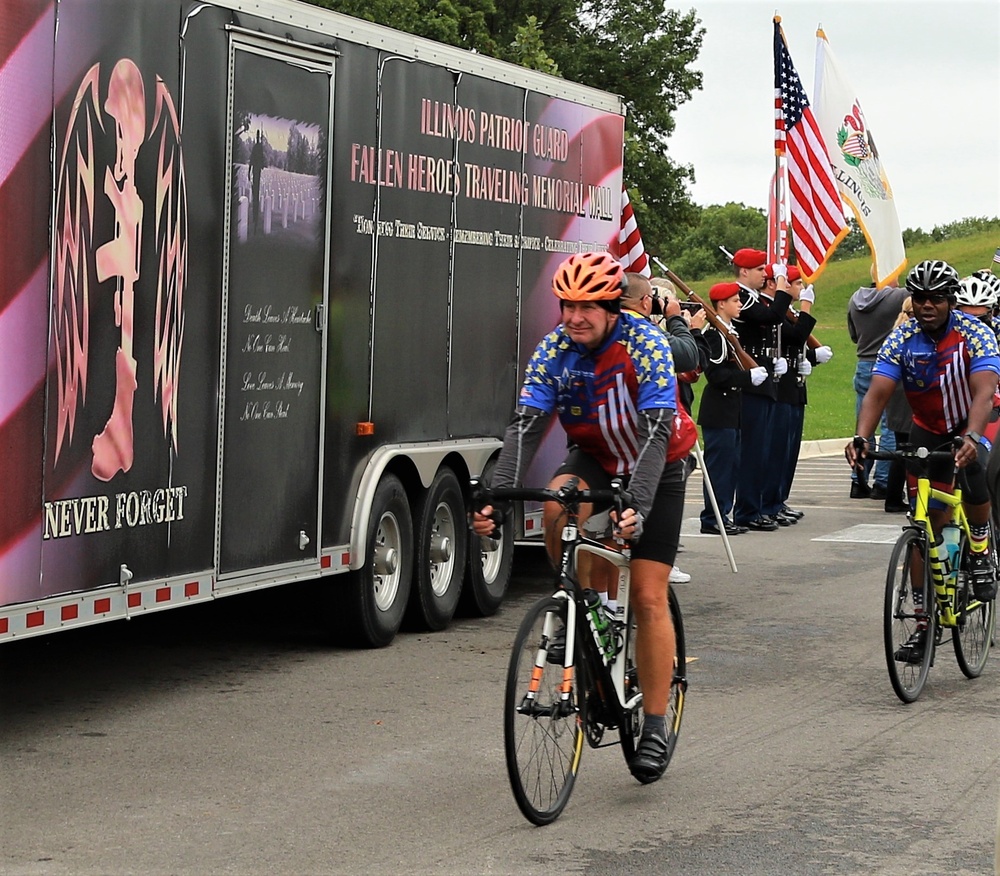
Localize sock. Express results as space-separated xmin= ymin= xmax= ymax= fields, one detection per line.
xmin=599 ymin=591 xmax=609 ymax=606
xmin=970 ymin=522 xmax=989 ymax=553
xmin=605 ymin=598 xmax=618 ymax=616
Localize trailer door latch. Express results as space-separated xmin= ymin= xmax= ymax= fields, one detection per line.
xmin=299 ymin=530 xmax=311 ymax=550
xmin=315 ymin=303 xmax=325 ymax=332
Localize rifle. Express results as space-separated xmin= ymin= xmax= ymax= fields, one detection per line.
xmin=651 ymin=258 xmax=758 ymax=371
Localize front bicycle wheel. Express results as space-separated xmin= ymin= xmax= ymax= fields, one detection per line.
xmin=504 ymin=595 xmax=583 ymax=826
xmin=884 ymin=529 xmax=935 ymax=703
xmin=953 ymin=527 xmax=997 ymax=678
xmin=618 ymin=588 xmax=686 ymax=767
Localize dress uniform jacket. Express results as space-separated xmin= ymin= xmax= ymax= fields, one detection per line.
xmin=697 ymin=326 xmax=759 ymax=429
xmin=733 ymin=285 xmax=792 ymax=401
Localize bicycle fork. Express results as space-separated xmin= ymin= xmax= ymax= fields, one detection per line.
xmin=519 ymin=592 xmax=578 ymax=719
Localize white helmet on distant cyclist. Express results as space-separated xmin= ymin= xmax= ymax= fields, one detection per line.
xmin=957 ymin=275 xmax=998 ymax=308
xmin=971 ymin=269 xmax=1000 ymax=298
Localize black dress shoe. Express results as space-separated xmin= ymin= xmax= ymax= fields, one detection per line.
xmin=884 ymin=502 xmax=909 ymax=513
xmin=870 ymin=484 xmax=888 ymax=500
xmin=770 ymin=514 xmax=793 ymax=527
xmin=746 ymin=517 xmax=779 ymax=531
xmin=850 ymin=481 xmax=871 ymax=499
xmin=776 ymin=511 xmax=798 ymax=525
xmin=781 ymin=505 xmax=804 ymax=520
xmin=701 ymin=521 xmax=748 ymax=535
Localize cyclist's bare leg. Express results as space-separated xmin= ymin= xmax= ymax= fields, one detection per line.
xmin=630 ymin=558 xmax=675 ymax=715
xmin=542 ymin=473 xmax=594 ymax=566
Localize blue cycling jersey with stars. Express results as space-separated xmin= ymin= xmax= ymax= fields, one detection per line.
xmin=873 ymin=309 xmax=1000 ymax=434
xmin=518 ymin=310 xmax=677 ymax=476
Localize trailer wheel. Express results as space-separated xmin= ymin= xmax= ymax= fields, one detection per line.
xmin=343 ymin=473 xmax=413 ymax=647
xmin=407 ymin=467 xmax=467 ymax=631
xmin=459 ymin=461 xmax=514 ymax=617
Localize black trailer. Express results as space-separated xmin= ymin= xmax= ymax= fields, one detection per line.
xmin=0 ymin=0 xmax=625 ymax=645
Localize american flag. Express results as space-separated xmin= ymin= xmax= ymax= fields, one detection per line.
xmin=774 ymin=18 xmax=846 ymax=279
xmin=618 ymin=184 xmax=650 ymax=277
xmin=993 ymin=247 xmax=1000 ymax=265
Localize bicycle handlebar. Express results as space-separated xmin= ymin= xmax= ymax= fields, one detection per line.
xmin=863 ymin=437 xmax=964 ymax=463
xmin=470 ymin=476 xmax=629 ymax=521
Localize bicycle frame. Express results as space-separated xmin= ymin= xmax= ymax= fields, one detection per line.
xmin=547 ymin=523 xmax=639 ymax=730
xmin=910 ymin=475 xmax=968 ymax=627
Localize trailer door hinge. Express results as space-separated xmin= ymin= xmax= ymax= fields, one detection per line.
xmin=299 ymin=530 xmax=311 ymax=550
xmin=315 ymin=303 xmax=325 ymax=332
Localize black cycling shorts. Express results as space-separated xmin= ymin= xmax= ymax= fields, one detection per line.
xmin=907 ymin=424 xmax=990 ymax=507
xmin=554 ymin=448 xmax=685 ymax=566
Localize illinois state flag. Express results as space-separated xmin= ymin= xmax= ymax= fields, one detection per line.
xmin=813 ymin=28 xmax=906 ymax=287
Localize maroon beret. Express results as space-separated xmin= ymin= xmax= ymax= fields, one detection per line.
xmin=732 ymin=248 xmax=767 ymax=269
xmin=709 ymin=282 xmax=742 ymax=302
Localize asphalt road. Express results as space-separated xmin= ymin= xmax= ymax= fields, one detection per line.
xmin=2 ymin=455 xmax=999 ymax=876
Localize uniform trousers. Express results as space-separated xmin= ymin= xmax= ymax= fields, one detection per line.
xmin=700 ymin=427 xmax=741 ymax=528
xmin=734 ymin=393 xmax=775 ymax=525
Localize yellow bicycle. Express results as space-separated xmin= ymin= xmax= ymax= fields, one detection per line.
xmin=868 ymin=443 xmax=997 ymax=703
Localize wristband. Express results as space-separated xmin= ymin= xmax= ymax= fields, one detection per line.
xmin=965 ymin=431 xmax=983 ymax=445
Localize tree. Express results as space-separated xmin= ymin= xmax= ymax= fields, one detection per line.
xmin=312 ymin=0 xmax=705 ymax=255
xmin=662 ymin=202 xmax=768 ymax=280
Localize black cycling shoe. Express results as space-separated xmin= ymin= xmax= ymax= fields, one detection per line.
xmin=969 ymin=550 xmax=997 ymax=602
xmin=629 ymin=728 xmax=670 ymax=784
xmin=894 ymin=629 xmax=927 ymax=665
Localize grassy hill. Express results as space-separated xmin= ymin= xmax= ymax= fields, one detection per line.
xmin=677 ymin=231 xmax=1000 ymax=440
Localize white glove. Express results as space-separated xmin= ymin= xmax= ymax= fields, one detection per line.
xmin=771 ymin=263 xmax=787 ymax=280
xmin=815 ymin=345 xmax=834 ymax=364
xmin=749 ymin=366 xmax=768 ymax=386
xmin=798 ymin=358 xmax=813 ymax=377
xmin=773 ymin=357 xmax=788 ymax=377
xmin=799 ymin=284 xmax=815 ymax=303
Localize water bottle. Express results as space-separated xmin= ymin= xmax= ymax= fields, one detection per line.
xmin=582 ymin=588 xmax=614 ymax=660
xmin=941 ymin=522 xmax=961 ymax=599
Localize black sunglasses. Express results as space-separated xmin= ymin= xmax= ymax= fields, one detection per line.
xmin=910 ymin=292 xmax=950 ymax=305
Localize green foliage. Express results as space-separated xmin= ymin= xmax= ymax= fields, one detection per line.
xmin=658 ymin=202 xmax=767 ymax=279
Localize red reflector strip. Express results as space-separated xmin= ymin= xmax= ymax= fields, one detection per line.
xmin=0 ymin=618 xmax=8 ymax=634
xmin=184 ymin=581 xmax=199 ymax=597
xmin=94 ymin=598 xmax=111 ymax=614
xmin=526 ymin=518 xmax=536 ymax=531
xmin=155 ymin=587 xmax=171 ymax=603
xmin=26 ymin=610 xmax=44 ymax=628
xmin=127 ymin=592 xmax=141 ymax=608
xmin=321 ymin=554 xmax=332 ymax=569
xmin=61 ymin=605 xmax=79 ymax=621
xmin=341 ymin=552 xmax=350 ymax=566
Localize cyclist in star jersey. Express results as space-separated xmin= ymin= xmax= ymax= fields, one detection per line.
xmin=472 ymin=251 xmax=681 ymax=784
xmin=847 ymin=260 xmax=1000 ymax=661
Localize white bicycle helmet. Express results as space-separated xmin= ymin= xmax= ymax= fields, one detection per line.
xmin=906 ymin=259 xmax=960 ymax=297
xmin=957 ymin=275 xmax=998 ymax=308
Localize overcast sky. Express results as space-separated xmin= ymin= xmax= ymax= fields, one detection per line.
xmin=667 ymin=0 xmax=1000 ymax=232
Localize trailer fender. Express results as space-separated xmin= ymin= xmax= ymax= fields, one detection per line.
xmin=349 ymin=439 xmax=498 ymax=571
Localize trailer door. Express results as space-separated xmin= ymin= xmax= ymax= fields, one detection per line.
xmin=216 ymin=35 xmax=335 ymax=578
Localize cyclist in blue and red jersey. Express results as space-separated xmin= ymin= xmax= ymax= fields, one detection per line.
xmin=472 ymin=251 xmax=680 ymax=784
xmin=847 ymin=260 xmax=1000 ymax=662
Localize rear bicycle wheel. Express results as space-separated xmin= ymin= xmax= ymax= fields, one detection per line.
xmin=953 ymin=527 xmax=997 ymax=678
xmin=618 ymin=588 xmax=686 ymax=767
xmin=884 ymin=529 xmax=935 ymax=703
xmin=504 ymin=595 xmax=583 ymax=826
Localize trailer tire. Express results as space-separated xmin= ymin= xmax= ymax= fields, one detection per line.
xmin=342 ymin=473 xmax=413 ymax=648
xmin=407 ymin=467 xmax=467 ymax=631
xmin=459 ymin=461 xmax=514 ymax=617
